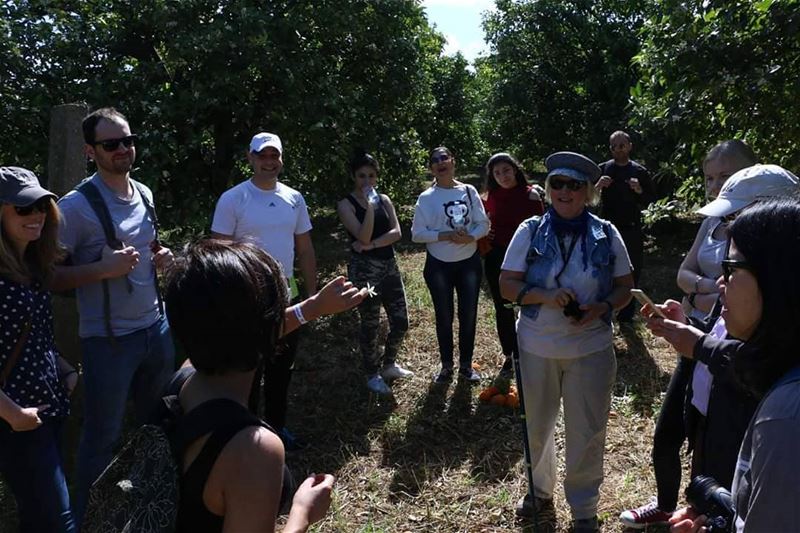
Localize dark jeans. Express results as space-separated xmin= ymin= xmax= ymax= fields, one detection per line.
xmin=75 ymin=315 xmax=175 ymax=525
xmin=652 ymin=356 xmax=693 ymax=511
xmin=483 ymin=245 xmax=518 ymax=357
xmin=617 ymin=225 xmax=643 ymax=322
xmin=0 ymin=419 xmax=76 ymax=533
xmin=423 ymin=251 xmax=482 ymax=370
xmin=249 ymin=313 xmax=300 ymax=431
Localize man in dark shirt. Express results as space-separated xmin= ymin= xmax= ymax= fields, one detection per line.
xmin=596 ymin=130 xmax=656 ymax=323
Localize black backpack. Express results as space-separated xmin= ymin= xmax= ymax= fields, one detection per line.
xmin=82 ymin=371 xmax=281 ymax=533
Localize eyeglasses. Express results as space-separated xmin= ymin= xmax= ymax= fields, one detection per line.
xmin=720 ymin=259 xmax=753 ymax=282
xmin=94 ymin=135 xmax=137 ymax=152
xmin=430 ymin=153 xmax=451 ymax=164
xmin=13 ymin=198 xmax=50 ymax=216
xmin=550 ymin=179 xmax=586 ymax=191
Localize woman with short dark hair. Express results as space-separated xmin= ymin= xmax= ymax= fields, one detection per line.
xmin=164 ymin=238 xmax=366 ymax=532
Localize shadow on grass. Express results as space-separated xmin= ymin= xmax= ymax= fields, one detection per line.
xmin=614 ymin=324 xmax=673 ymax=416
xmin=383 ymin=378 xmax=524 ymax=501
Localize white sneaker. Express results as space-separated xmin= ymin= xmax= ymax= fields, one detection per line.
xmin=381 ymin=363 xmax=414 ymax=380
xmin=367 ymin=374 xmax=392 ymax=395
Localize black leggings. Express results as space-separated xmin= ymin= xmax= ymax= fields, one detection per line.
xmin=483 ymin=245 xmax=518 ymax=357
xmin=652 ymin=356 xmax=693 ymax=511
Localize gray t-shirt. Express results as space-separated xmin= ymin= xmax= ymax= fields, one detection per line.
xmin=58 ymin=174 xmax=160 ymax=337
xmin=732 ymin=378 xmax=800 ymax=532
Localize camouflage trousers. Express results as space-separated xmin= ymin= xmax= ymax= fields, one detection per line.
xmin=347 ymin=253 xmax=409 ymax=376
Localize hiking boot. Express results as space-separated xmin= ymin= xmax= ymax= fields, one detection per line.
xmin=458 ymin=367 xmax=482 ymax=383
xmin=367 ymin=374 xmax=392 ymax=395
xmin=516 ymin=493 xmax=556 ymax=523
xmin=619 ymin=497 xmax=672 ymax=529
xmin=433 ymin=367 xmax=453 ymax=384
xmin=571 ymin=516 xmax=599 ymax=533
xmin=381 ymin=363 xmax=414 ymax=381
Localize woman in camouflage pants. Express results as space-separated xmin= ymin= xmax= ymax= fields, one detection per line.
xmin=337 ymin=152 xmax=411 ymax=395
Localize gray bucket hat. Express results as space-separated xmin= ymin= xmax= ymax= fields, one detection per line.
xmin=545 ymin=152 xmax=601 ymax=183
xmin=0 ymin=166 xmax=57 ymax=206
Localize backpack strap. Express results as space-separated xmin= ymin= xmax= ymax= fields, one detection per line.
xmin=131 ymin=180 xmax=165 ymax=315
xmin=76 ymin=180 xmax=123 ymax=340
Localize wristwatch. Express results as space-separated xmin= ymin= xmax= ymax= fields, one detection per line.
xmin=516 ymin=285 xmax=531 ymax=306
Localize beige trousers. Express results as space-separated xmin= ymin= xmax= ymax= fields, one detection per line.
xmin=518 ymin=345 xmax=616 ymax=519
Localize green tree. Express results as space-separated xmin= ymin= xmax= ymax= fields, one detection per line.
xmin=1 ymin=0 xmax=446 ymax=228
xmin=482 ymin=0 xmax=645 ymax=168
xmin=631 ymin=0 xmax=800 ymax=196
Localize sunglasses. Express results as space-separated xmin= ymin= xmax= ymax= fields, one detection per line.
xmin=720 ymin=259 xmax=753 ymax=282
xmin=94 ymin=135 xmax=137 ymax=152
xmin=430 ymin=153 xmax=451 ymax=164
xmin=550 ymin=179 xmax=586 ymax=191
xmin=13 ymin=197 xmax=50 ymax=216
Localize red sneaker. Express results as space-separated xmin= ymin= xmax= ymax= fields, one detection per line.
xmin=619 ymin=497 xmax=672 ymax=529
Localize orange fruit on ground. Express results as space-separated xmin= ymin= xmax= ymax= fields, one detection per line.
xmin=505 ymin=392 xmax=520 ymax=408
xmin=478 ymin=386 xmax=500 ymax=402
xmin=490 ymin=394 xmax=507 ymax=406
xmin=472 ymin=362 xmax=482 ymax=371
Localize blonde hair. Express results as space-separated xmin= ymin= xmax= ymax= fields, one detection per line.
xmin=0 ymin=199 xmax=64 ymax=284
xmin=544 ymin=175 xmax=600 ymax=207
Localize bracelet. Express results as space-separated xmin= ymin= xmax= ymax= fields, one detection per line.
xmin=694 ymin=275 xmax=702 ymax=293
xmin=293 ymin=305 xmax=308 ymax=325
xmin=515 ymin=285 xmax=530 ymax=306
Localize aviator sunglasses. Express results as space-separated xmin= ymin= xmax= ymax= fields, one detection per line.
xmin=430 ymin=153 xmax=451 ymax=164
xmin=13 ymin=197 xmax=51 ymax=216
xmin=94 ymin=134 xmax=137 ymax=152
xmin=549 ymin=178 xmax=586 ymax=191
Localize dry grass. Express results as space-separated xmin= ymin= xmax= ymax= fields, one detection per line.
xmin=0 ymin=211 xmax=700 ymax=533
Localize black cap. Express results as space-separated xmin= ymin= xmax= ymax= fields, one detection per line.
xmin=0 ymin=167 xmax=57 ymax=206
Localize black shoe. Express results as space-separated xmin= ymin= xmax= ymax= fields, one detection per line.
xmin=278 ymin=427 xmax=307 ymax=451
xmin=516 ymin=493 xmax=556 ymax=529
xmin=500 ymin=356 xmax=514 ymax=377
xmin=571 ymin=516 xmax=599 ymax=533
xmin=433 ymin=367 xmax=453 ymax=384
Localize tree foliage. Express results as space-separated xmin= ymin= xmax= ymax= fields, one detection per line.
xmin=631 ymin=0 xmax=800 ymax=191
xmin=1 ymin=0 xmax=456 ymax=228
xmin=481 ymin=0 xmax=644 ymax=168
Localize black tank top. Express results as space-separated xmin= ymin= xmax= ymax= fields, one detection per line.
xmin=345 ymin=194 xmax=394 ymax=259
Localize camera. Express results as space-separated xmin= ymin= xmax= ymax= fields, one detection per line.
xmin=562 ymin=298 xmax=584 ymax=320
xmin=685 ymin=475 xmax=734 ymax=532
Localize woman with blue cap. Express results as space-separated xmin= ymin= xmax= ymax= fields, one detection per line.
xmin=0 ymin=166 xmax=77 ymax=532
xmin=499 ymin=152 xmax=633 ymax=532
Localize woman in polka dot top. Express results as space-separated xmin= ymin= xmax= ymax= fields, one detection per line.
xmin=0 ymin=166 xmax=77 ymax=532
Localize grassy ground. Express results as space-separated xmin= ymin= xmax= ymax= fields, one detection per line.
xmin=0 ymin=208 xmax=700 ymax=533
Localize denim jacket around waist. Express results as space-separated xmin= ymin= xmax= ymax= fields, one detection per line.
xmin=520 ymin=211 xmax=616 ymax=324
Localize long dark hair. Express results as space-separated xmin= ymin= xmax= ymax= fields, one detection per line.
xmin=729 ymin=197 xmax=800 ymax=395
xmin=484 ymin=152 xmax=528 ymax=192
xmin=349 ymin=151 xmax=380 ymax=176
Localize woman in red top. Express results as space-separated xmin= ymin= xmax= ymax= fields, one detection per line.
xmin=482 ymin=153 xmax=545 ymax=374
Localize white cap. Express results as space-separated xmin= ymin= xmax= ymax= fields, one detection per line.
xmin=697 ymin=164 xmax=800 ymax=218
xmin=249 ymin=132 xmax=282 ymax=154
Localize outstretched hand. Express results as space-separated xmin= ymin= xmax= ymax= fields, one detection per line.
xmin=291 ymin=473 xmax=335 ymax=526
xmin=308 ymin=276 xmax=367 ymax=318
xmin=669 ymin=507 xmax=708 ymax=533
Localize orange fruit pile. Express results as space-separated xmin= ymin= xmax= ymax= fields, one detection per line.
xmin=479 ymin=383 xmax=520 ymax=408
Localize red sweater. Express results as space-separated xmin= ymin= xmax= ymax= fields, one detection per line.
xmin=483 ymin=185 xmax=545 ymax=248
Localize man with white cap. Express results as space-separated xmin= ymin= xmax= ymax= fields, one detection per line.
xmin=211 ymin=132 xmax=316 ymax=449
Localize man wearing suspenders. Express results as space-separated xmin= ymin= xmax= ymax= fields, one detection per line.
xmin=52 ymin=107 xmax=176 ymax=524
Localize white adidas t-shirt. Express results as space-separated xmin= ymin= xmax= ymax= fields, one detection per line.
xmin=211 ymin=180 xmax=312 ymax=277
